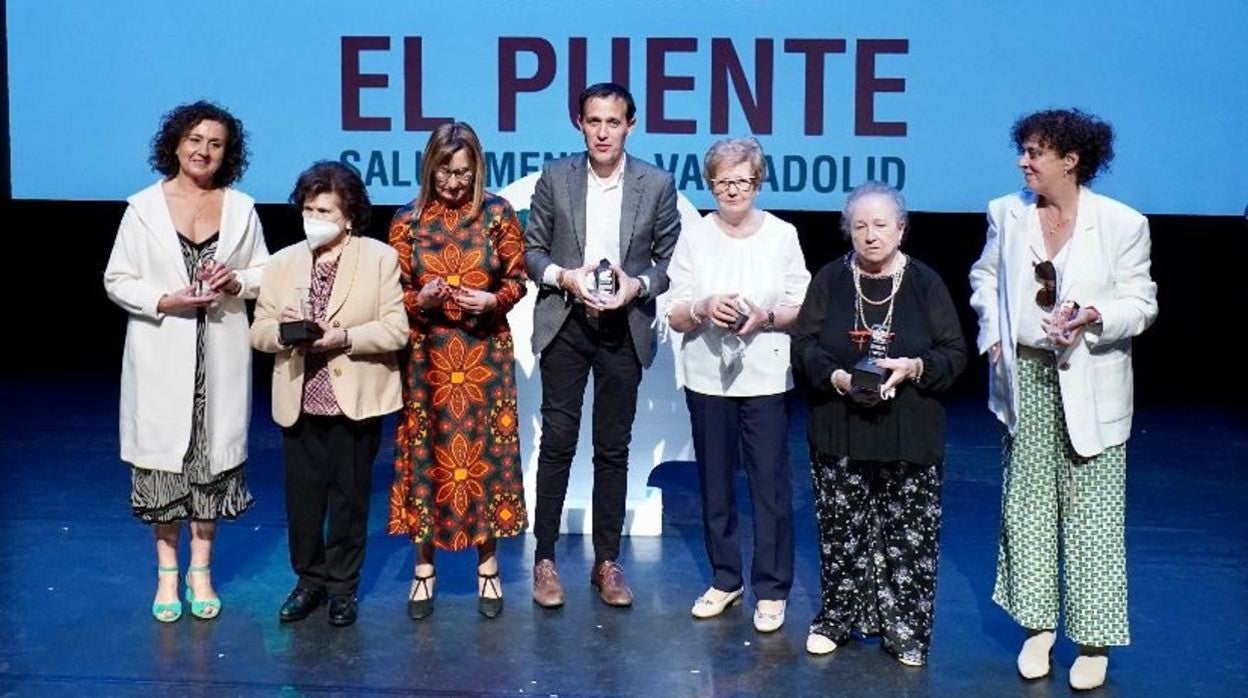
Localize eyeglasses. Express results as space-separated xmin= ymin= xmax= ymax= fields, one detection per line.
xmin=434 ymin=167 xmax=474 ymax=184
xmin=1034 ymin=260 xmax=1056 ymax=310
xmin=710 ymin=177 xmax=756 ymax=194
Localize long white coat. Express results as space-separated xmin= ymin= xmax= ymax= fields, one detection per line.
xmin=969 ymin=187 xmax=1158 ymax=458
xmin=103 ymin=181 xmax=269 ymax=474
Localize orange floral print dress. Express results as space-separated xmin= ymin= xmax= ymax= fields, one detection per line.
xmin=387 ymin=193 xmax=528 ymax=551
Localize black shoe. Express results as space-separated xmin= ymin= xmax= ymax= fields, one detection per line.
xmin=478 ymin=571 xmax=504 ymax=619
xmin=407 ymin=572 xmax=436 ymax=620
xmin=327 ymin=595 xmax=358 ymax=627
xmin=279 ymin=586 xmax=326 ymax=623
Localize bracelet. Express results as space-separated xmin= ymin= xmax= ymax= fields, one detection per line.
xmin=912 ymin=357 xmax=924 ymax=384
xmin=832 ymin=370 xmax=848 ymax=395
xmin=688 ymin=299 xmax=703 ymax=325
xmin=762 ymin=309 xmax=775 ymax=332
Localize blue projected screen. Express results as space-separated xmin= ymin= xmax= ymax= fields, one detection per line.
xmin=7 ymin=1 xmax=1246 ymax=214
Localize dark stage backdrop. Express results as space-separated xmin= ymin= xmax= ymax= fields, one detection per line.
xmin=7 ymin=199 xmax=1241 ymax=407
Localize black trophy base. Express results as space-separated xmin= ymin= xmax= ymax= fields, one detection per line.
xmin=851 ymin=357 xmax=888 ymax=393
xmin=279 ymin=320 xmax=323 ymax=345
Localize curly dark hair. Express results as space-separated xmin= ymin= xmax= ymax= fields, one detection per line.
xmin=289 ymin=161 xmax=372 ymax=231
xmin=1011 ymin=108 xmax=1114 ymax=185
xmin=148 ymin=101 xmax=249 ymax=187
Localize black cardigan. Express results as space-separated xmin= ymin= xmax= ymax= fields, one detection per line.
xmin=790 ymin=254 xmax=966 ymax=465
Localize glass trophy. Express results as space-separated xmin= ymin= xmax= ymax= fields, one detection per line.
xmin=195 ymin=258 xmax=216 ymax=296
xmin=593 ymin=258 xmax=616 ymax=299
xmin=279 ymin=286 xmax=324 ymax=345
xmin=851 ymin=324 xmax=892 ymax=393
xmin=1055 ymin=300 xmax=1080 ymax=341
xmin=720 ymin=298 xmax=753 ymax=371
xmin=728 ymin=296 xmax=750 ymax=332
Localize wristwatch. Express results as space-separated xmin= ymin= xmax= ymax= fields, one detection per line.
xmin=763 ymin=310 xmax=775 ymax=331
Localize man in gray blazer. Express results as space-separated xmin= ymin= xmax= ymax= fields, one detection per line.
xmin=524 ymin=83 xmax=680 ymax=608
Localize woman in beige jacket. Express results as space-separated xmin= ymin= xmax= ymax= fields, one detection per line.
xmin=251 ymin=161 xmax=408 ymax=627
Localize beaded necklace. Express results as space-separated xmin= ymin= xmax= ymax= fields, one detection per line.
xmin=848 ymin=253 xmax=907 ymax=351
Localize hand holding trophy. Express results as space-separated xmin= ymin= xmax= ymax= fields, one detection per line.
xmin=279 ymin=286 xmax=324 ymax=345
xmin=1042 ymin=299 xmax=1082 ymax=348
xmin=851 ymin=324 xmax=892 ymax=397
xmin=720 ymin=297 xmax=751 ymax=371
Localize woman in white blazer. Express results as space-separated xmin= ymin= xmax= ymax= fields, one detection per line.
xmin=970 ymin=109 xmax=1157 ymax=691
xmin=104 ymin=102 xmax=269 ymax=623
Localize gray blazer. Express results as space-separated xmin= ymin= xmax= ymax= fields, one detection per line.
xmin=524 ymin=154 xmax=681 ymax=367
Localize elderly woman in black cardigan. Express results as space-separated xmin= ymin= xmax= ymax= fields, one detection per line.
xmin=790 ymin=181 xmax=965 ymax=667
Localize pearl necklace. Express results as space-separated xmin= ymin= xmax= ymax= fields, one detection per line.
xmin=852 ymin=253 xmax=906 ymax=333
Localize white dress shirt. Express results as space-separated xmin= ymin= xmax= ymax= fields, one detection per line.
xmin=541 ymin=155 xmax=650 ymax=294
xmin=583 ymin=155 xmax=625 ymax=267
xmin=1017 ymin=211 xmax=1073 ymax=349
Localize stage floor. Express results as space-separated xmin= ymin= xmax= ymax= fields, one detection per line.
xmin=1 ymin=377 xmax=1244 ymax=697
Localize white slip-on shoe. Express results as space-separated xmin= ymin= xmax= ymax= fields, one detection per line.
xmin=1069 ymin=654 xmax=1108 ymax=691
xmin=1017 ymin=630 xmax=1057 ymax=679
xmin=753 ymin=599 xmax=786 ymax=633
xmin=690 ymin=587 xmax=743 ymax=619
xmin=806 ymin=632 xmax=838 ymax=655
xmin=896 ymin=650 xmax=925 ymax=667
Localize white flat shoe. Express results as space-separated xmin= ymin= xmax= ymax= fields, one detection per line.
xmin=806 ymin=632 xmax=838 ymax=655
xmin=1069 ymin=654 xmax=1108 ymax=691
xmin=690 ymin=587 xmax=743 ymax=619
xmin=1017 ymin=630 xmax=1056 ymax=679
xmin=896 ymin=651 xmax=924 ymax=667
xmin=753 ymin=600 xmax=786 ymax=633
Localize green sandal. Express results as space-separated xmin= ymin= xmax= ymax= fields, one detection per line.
xmin=152 ymin=565 xmax=182 ymax=623
xmin=185 ymin=565 xmax=221 ymax=620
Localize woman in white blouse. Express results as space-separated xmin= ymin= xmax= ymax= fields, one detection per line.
xmin=666 ymin=137 xmax=811 ymax=633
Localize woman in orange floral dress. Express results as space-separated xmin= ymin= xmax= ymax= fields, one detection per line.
xmin=388 ymin=122 xmax=528 ymax=620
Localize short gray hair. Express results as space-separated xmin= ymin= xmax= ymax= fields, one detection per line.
xmin=840 ymin=181 xmax=908 ymax=238
xmin=703 ymin=137 xmax=767 ymax=185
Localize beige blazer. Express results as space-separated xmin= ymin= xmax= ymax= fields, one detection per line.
xmin=969 ymin=187 xmax=1158 ymax=457
xmin=251 ymin=235 xmax=409 ymax=428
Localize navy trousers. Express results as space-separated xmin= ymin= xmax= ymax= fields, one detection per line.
xmin=685 ymin=389 xmax=794 ymax=600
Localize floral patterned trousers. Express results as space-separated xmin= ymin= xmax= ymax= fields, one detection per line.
xmin=810 ymin=456 xmax=942 ymax=665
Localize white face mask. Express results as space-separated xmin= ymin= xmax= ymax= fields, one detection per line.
xmin=303 ymin=217 xmax=343 ymax=251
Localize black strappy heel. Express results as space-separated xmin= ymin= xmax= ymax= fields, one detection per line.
xmin=407 ymin=571 xmax=436 ymax=620
xmin=477 ymin=571 xmax=504 ymax=619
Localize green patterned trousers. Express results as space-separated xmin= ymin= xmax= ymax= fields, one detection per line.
xmin=992 ymin=348 xmax=1130 ymax=646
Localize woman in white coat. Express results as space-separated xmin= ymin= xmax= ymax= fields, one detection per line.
xmin=970 ymin=108 xmax=1157 ymax=690
xmin=104 ymin=101 xmax=268 ymax=623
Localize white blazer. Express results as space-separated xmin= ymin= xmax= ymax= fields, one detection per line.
xmin=969 ymin=187 xmax=1157 ymax=457
xmin=104 ymin=181 xmax=269 ymax=474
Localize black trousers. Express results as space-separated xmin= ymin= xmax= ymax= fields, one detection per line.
xmin=281 ymin=414 xmax=381 ymax=597
xmin=685 ymin=390 xmax=794 ymax=601
xmin=533 ymin=308 xmax=642 ymax=563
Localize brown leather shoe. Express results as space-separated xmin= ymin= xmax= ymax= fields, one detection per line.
xmin=532 ymin=559 xmax=565 ymax=608
xmin=590 ymin=560 xmax=634 ymax=607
